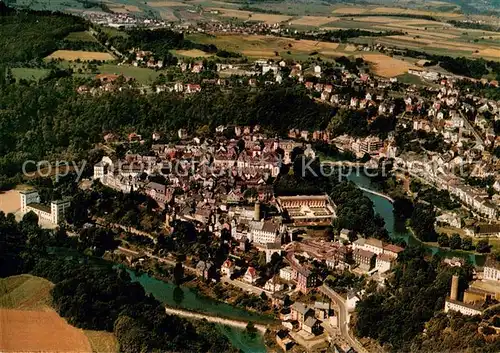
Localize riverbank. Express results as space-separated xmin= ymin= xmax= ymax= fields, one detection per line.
xmin=164 ymin=305 xmax=267 ymax=333
xmin=49 ymin=247 xmax=270 ymax=353
xmin=346 ymin=173 xmax=486 ymax=266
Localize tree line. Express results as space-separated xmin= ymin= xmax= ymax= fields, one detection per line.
xmin=293 ymin=29 xmax=404 ymax=43
xmin=0 ymin=78 xmax=335 ymax=186
xmin=0 ymin=3 xmax=86 ymax=65
xmin=0 ymin=210 xmax=236 ymax=353
xmin=354 ymin=245 xmax=499 ymax=352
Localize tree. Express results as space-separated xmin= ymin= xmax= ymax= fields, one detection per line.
xmin=461 ymin=236 xmax=473 ymax=251
xmin=237 ymin=139 xmax=245 ymax=154
xmin=245 ymin=322 xmax=257 ymax=338
xmin=476 ymin=239 xmax=490 ymax=253
xmin=437 ymin=233 xmax=449 ymax=248
xmin=173 ymin=261 xmax=184 ymax=285
xmin=449 ymin=233 xmax=462 ymax=249
xmin=410 ymin=203 xmax=437 ymax=242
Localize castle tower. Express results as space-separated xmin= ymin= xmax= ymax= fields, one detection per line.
xmin=19 ymin=190 xmax=40 ymax=213
xmin=254 ymin=201 xmax=261 ymax=221
xmin=450 ymin=275 xmax=459 ymax=301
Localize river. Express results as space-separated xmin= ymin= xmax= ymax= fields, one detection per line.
xmin=346 ymin=172 xmax=485 ymax=266
xmin=123 ymin=268 xmax=269 ymax=353
xmin=48 ymin=246 xmax=268 ymax=353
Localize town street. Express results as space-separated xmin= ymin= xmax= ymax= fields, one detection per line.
xmin=319 ymin=284 xmax=368 ymax=353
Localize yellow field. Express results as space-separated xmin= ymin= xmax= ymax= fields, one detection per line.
xmin=241 ymin=49 xmax=277 ymax=58
xmin=332 ymin=7 xmax=366 ymax=14
xmin=473 ymin=48 xmax=500 ymax=58
xmin=0 ymin=190 xmax=20 ymax=215
xmin=85 ymin=330 xmax=119 ymax=353
xmin=173 ymin=49 xmax=214 ymax=57
xmin=47 ymin=50 xmax=115 ymax=61
xmin=344 ymin=44 xmax=357 ymax=52
xmin=290 ymin=16 xmax=337 ymax=26
xmin=361 ymin=53 xmax=417 ymax=77
xmin=1 ymin=275 xmax=117 ymax=353
xmin=194 ymin=34 xmax=340 ymax=54
xmin=388 ymin=35 xmax=437 ymax=45
xmin=109 ymin=4 xmax=142 ymax=13
xmin=209 ymin=7 xmax=292 ymax=24
xmin=0 ymin=275 xmax=53 ymax=310
xmin=0 ymin=309 xmax=92 ymax=353
xmin=148 ymin=1 xmax=189 ymax=7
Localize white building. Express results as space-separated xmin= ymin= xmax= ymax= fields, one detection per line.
xmin=375 ymin=253 xmax=393 ymax=273
xmin=20 ymin=190 xmax=70 ymax=225
xmin=280 ymin=266 xmax=294 ymax=281
xmin=248 ymin=219 xmax=283 ymax=244
xmin=444 ymin=299 xmax=483 ymax=316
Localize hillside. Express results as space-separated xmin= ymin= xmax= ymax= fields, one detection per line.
xmin=0 ymin=274 xmax=54 ymax=310
xmin=0 ymin=274 xmax=118 ymax=353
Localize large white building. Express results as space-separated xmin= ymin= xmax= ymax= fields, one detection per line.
xmin=20 ymin=190 xmax=70 ymax=225
xmin=444 ymin=299 xmax=483 ymax=316
xmin=276 ymin=195 xmax=336 ymax=226
xmin=248 ymin=219 xmax=284 ymax=244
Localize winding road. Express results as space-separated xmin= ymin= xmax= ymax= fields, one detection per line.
xmin=319 ymin=285 xmax=368 ymax=353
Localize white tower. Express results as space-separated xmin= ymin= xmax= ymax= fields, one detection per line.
xmin=19 ymin=190 xmax=40 ymax=213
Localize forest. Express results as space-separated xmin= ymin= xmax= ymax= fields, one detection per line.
xmin=0 ymin=3 xmax=86 ymax=65
xmin=354 ymin=246 xmax=500 ymax=352
xmin=0 ymin=78 xmax=334 ymax=188
xmin=393 ymin=48 xmax=500 ymax=80
xmin=294 ymin=29 xmax=404 ymax=43
xmin=0 ymin=210 xmax=235 ymax=353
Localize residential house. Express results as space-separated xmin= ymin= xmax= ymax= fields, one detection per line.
xmin=375 ymin=253 xmax=393 ymax=273
xmin=291 ymin=302 xmax=314 ymax=329
xmin=483 ymin=257 xmax=500 ymax=282
xmin=221 ymin=259 xmax=235 ymax=278
xmin=243 ymin=266 xmax=258 ymax=284
xmin=196 ymin=261 xmax=215 ymax=281
xmin=264 ymin=277 xmax=284 ymax=292
xmin=353 ymin=248 xmax=375 ymax=271
xmin=303 ymin=317 xmax=321 ymax=335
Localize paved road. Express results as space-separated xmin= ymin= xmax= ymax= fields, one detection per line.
xmin=319 ymin=285 xmax=368 ymax=353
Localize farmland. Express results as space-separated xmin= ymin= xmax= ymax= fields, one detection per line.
xmin=11 ymin=68 xmax=50 ymax=81
xmin=207 ymin=7 xmax=292 ymax=24
xmin=172 ymin=49 xmax=214 ymax=57
xmin=0 ymin=275 xmax=118 ymax=353
xmin=361 ymin=53 xmax=417 ymax=77
xmin=64 ymin=31 xmax=97 ymax=42
xmin=46 ymin=50 xmax=116 ymax=61
xmin=0 ymin=309 xmax=93 ymax=353
xmin=0 ymin=275 xmax=53 ymax=310
xmin=97 ymin=63 xmax=167 ymax=83
xmin=188 ymin=33 xmax=421 ymax=77
xmin=0 ymin=275 xmax=92 ymax=353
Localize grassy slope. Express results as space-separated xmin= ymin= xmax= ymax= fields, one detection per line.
xmin=0 ymin=274 xmax=118 ymax=353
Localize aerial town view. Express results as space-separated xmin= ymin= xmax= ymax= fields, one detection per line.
xmin=0 ymin=0 xmax=500 ymax=351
